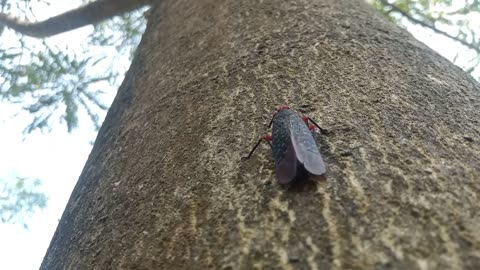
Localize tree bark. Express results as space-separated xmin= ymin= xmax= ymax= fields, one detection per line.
xmin=41 ymin=0 xmax=480 ymax=269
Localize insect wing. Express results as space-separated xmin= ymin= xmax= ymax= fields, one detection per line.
xmin=272 ymin=110 xmax=298 ymax=184
xmin=275 ymin=140 xmax=298 ymax=184
xmin=288 ymin=113 xmax=326 ymax=176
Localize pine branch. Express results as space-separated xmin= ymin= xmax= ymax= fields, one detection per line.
xmin=0 ymin=0 xmax=152 ymax=38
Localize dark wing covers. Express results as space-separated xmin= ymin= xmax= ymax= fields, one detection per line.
xmin=272 ymin=110 xmax=325 ymax=183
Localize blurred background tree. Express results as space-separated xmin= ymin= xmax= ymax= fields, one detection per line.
xmin=0 ymin=0 xmax=147 ymax=133
xmin=371 ymin=0 xmax=480 ymax=76
xmin=0 ymin=177 xmax=47 ymax=228
xmin=0 ymin=0 xmax=478 ymax=224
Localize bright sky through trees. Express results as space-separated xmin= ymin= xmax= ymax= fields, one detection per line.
xmin=0 ymin=0 xmax=478 ymax=269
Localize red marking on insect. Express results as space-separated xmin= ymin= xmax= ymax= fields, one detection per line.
xmin=262 ymin=134 xmax=273 ymax=141
xmin=302 ymin=115 xmax=309 ymax=123
xmin=242 ymin=106 xmax=328 ymax=184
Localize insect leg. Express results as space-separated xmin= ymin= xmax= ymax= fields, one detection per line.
xmin=241 ymin=135 xmax=272 ymax=160
xmin=268 ymin=117 xmax=274 ymax=128
xmin=307 ymin=117 xmax=328 ymax=134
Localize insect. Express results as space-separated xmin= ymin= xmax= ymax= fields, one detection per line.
xmin=242 ymin=105 xmax=327 ymax=184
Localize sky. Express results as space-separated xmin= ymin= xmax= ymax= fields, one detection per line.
xmin=0 ymin=1 xmax=478 ymax=269
xmin=0 ymin=112 xmax=95 ymax=269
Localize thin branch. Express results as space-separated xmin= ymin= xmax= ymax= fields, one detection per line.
xmin=379 ymin=0 xmax=480 ymax=54
xmin=0 ymin=0 xmax=151 ymax=38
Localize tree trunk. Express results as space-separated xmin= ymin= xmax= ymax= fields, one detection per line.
xmin=41 ymin=0 xmax=480 ymax=269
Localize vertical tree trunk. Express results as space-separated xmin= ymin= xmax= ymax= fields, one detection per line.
xmin=41 ymin=0 xmax=480 ymax=269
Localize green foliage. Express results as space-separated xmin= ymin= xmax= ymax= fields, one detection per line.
xmin=88 ymin=8 xmax=148 ymax=60
xmin=0 ymin=177 xmax=48 ymax=228
xmin=370 ymin=0 xmax=480 ymax=79
xmin=0 ymin=0 xmax=147 ymax=133
xmin=0 ymin=41 xmax=114 ymax=132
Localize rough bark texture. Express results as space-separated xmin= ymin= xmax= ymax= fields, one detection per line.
xmin=41 ymin=0 xmax=480 ymax=269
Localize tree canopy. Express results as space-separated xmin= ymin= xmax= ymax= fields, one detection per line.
xmin=0 ymin=176 xmax=47 ymax=228
xmin=1 ymin=0 xmax=147 ymax=133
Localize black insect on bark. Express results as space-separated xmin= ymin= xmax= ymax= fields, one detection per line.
xmin=242 ymin=105 xmax=327 ymax=184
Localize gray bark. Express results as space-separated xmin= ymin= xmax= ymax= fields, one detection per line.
xmin=41 ymin=0 xmax=480 ymax=269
